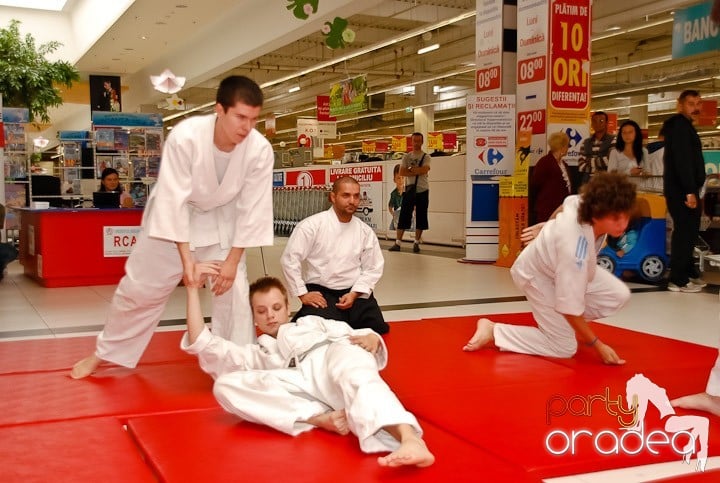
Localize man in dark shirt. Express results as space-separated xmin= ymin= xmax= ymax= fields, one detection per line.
xmin=663 ymin=90 xmax=706 ymax=293
xmin=576 ymin=111 xmax=615 ymax=187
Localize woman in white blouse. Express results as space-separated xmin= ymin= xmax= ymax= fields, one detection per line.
xmin=608 ymin=120 xmax=648 ymax=177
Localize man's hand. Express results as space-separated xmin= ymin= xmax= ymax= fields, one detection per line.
xmin=212 ymin=258 xmax=239 ymax=296
xmin=520 ymin=222 xmax=545 ymax=246
xmin=685 ymin=194 xmax=698 ymax=209
xmin=193 ymin=261 xmax=222 ymax=287
xmin=596 ymin=341 xmax=626 ymax=365
xmin=300 ymin=291 xmax=328 ymax=308
xmin=349 ymin=333 xmax=380 ymax=354
xmin=336 ymin=291 xmax=359 ymax=310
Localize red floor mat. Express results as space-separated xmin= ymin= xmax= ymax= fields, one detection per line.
xmin=381 ymin=318 xmax=577 ymax=400
xmin=0 ymin=330 xmax=191 ymax=375
xmin=403 ymin=369 xmax=720 ymax=479
xmin=0 ymin=361 xmax=217 ymax=426
xmin=650 ymin=467 xmax=720 ymax=482
xmin=0 ymin=417 xmax=156 ymax=482
xmin=126 ymin=408 xmax=540 ymax=483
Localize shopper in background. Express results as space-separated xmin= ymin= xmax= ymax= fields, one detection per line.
xmin=608 ymin=120 xmax=647 ymax=178
xmin=529 ymin=131 xmax=572 ymax=224
xmin=577 ymin=111 xmax=615 ymax=187
xmin=662 ymin=89 xmax=706 ymax=293
xmin=71 ymin=75 xmax=274 ymax=378
xmin=389 ymin=132 xmax=430 ymax=253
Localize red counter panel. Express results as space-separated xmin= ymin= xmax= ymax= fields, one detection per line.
xmin=18 ymin=208 xmax=143 ymax=287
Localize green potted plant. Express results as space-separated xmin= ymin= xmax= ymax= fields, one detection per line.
xmin=0 ymin=19 xmax=79 ymax=124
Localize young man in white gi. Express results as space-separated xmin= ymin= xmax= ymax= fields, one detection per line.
xmin=281 ymin=176 xmax=389 ymax=334
xmin=464 ymin=172 xmax=636 ymax=365
xmin=71 ymin=76 xmax=274 ymax=379
xmin=183 ymin=267 xmax=434 ymax=468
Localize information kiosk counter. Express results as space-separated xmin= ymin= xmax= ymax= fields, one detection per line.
xmin=17 ymin=208 xmax=143 ymax=287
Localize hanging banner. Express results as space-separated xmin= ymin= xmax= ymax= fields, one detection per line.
xmin=672 ymin=1 xmax=719 ymax=59
xmin=547 ymin=0 xmax=591 ymax=124
xmin=391 ymin=135 xmax=407 ymax=152
xmin=362 ymin=140 xmax=376 ymax=153
xmin=517 ymin=0 xmax=550 ymax=166
xmin=89 ymin=75 xmax=122 ymax=113
xmin=316 ymin=95 xmax=337 ymax=121
xmin=285 ymin=169 xmax=327 ymax=187
xmin=329 ymin=75 xmax=368 ymax=117
xmin=475 ymin=0 xmax=503 ymax=93
xmin=428 ymin=132 xmax=443 ymax=150
xmin=265 ymin=114 xmax=276 ymax=138
xmin=467 ymin=95 xmax=517 ymax=179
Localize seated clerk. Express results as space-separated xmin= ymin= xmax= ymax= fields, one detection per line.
xmin=99 ymin=168 xmax=134 ymax=208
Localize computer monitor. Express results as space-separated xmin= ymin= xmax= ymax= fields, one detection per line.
xmin=25 ymin=175 xmax=62 ymax=207
xmin=93 ymin=191 xmax=121 ymax=209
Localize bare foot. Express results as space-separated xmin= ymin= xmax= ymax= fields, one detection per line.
xmin=671 ymin=392 xmax=720 ymax=417
xmin=70 ymin=354 xmax=103 ymax=379
xmin=377 ymin=436 xmax=435 ymax=468
xmin=307 ymin=410 xmax=350 ymax=435
xmin=462 ymin=318 xmax=495 ymax=352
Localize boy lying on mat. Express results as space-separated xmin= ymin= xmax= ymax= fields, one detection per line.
xmin=464 ymin=172 xmax=636 ymax=365
xmin=182 ymin=264 xmax=434 ymax=468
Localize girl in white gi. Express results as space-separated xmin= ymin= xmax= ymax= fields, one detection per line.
xmin=183 ymin=267 xmax=435 ymax=468
xmin=71 ymin=76 xmax=274 ymax=379
xmin=464 ymin=172 xmax=636 ymax=365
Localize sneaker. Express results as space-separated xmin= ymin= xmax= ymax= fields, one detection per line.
xmin=413 ymin=242 xmax=420 ymax=253
xmin=388 ymin=243 xmax=401 ymax=252
xmin=667 ymin=282 xmax=702 ymax=293
xmin=690 ymin=277 xmax=708 ymax=288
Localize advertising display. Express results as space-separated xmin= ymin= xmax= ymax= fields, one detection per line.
xmin=475 ymin=0 xmax=504 ymax=93
xmin=517 ymin=0 xmax=550 ymax=166
xmin=547 ymin=0 xmax=591 ymax=125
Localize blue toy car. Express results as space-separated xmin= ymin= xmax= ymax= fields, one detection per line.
xmin=596 ymin=193 xmax=668 ymax=283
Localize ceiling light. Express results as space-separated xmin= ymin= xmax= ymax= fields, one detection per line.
xmin=288 ymin=86 xmax=301 ymax=93
xmin=605 ymin=25 xmax=621 ymax=31
xmin=418 ymin=43 xmax=440 ymax=55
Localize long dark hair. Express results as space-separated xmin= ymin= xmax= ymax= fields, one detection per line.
xmin=615 ymin=120 xmax=644 ymax=163
xmin=99 ymin=167 xmax=123 ymax=192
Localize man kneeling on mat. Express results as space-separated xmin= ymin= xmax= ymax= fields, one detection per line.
xmin=182 ymin=263 xmax=434 ymax=468
xmin=464 ymin=172 xmax=636 ymax=365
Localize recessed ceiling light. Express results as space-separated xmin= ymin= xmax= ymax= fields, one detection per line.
xmin=418 ymin=43 xmax=440 ymax=55
xmin=288 ymin=86 xmax=301 ymax=93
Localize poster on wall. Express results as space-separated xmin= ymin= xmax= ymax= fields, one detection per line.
xmin=466 ymin=94 xmax=517 ymax=180
xmin=329 ymin=165 xmax=383 ymax=230
xmin=285 ymin=168 xmax=327 ymax=187
xmin=89 ymin=75 xmax=122 ymax=113
xmin=475 ymin=0 xmax=503 ymax=93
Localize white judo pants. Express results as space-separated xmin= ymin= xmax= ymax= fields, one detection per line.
xmin=494 ymin=267 xmax=631 ymax=358
xmin=95 ymin=228 xmax=254 ymax=368
xmin=707 ymin=299 xmax=720 ymax=396
xmin=213 ymin=342 xmax=421 ymax=453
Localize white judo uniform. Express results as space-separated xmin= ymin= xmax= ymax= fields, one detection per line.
xmin=181 ymin=315 xmax=421 ymax=453
xmin=96 ymin=114 xmax=274 ymax=368
xmin=499 ymin=195 xmax=631 ymax=358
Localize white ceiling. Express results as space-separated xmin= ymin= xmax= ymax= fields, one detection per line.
xmin=24 ymin=0 xmax=720 ymax=147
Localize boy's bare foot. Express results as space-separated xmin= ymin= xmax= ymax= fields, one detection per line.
xmin=462 ymin=318 xmax=495 ymax=351
xmin=671 ymin=392 xmax=720 ymax=417
xmin=70 ymin=354 xmax=103 ymax=379
xmin=377 ymin=436 xmax=435 ymax=468
xmin=307 ymin=410 xmax=350 ymax=435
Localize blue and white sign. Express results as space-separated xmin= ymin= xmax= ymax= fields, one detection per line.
xmin=672 ymin=1 xmax=720 ymax=59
